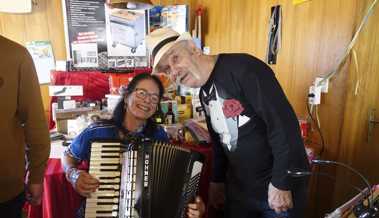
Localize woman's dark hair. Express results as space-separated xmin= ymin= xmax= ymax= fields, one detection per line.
xmin=112 ymin=73 xmax=164 ymax=137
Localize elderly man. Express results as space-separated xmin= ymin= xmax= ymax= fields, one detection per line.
xmin=0 ymin=35 xmax=50 ymax=218
xmin=146 ymin=28 xmax=309 ymax=218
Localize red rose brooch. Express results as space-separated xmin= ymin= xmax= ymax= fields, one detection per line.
xmin=222 ymin=99 xmax=244 ymax=118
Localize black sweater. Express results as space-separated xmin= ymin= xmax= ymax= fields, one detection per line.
xmin=200 ymin=54 xmax=309 ymax=201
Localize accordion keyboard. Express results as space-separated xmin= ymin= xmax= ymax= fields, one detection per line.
xmin=85 ymin=141 xmax=122 ymax=218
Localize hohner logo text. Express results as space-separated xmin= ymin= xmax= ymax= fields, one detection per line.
xmin=144 ymin=153 xmax=150 ymax=187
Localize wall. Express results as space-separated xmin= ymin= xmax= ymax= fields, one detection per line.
xmin=334 ymin=0 xmax=379 ymax=209
xmin=1 ymin=0 xmax=378 ymax=217
xmin=0 ymin=0 xmax=66 ymax=117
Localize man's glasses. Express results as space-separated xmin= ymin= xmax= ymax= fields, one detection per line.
xmin=134 ymin=88 xmax=160 ymax=104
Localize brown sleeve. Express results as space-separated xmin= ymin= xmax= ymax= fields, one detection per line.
xmin=18 ymin=48 xmax=50 ymax=184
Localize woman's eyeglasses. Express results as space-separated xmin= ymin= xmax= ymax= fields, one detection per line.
xmin=134 ymin=88 xmax=160 ymax=104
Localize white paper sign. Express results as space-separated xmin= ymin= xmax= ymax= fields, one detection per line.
xmin=49 ymin=85 xmax=84 ymax=97
xmin=26 ymin=41 xmax=55 ymax=84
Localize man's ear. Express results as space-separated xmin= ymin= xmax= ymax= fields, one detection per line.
xmin=187 ymin=40 xmax=202 ymax=55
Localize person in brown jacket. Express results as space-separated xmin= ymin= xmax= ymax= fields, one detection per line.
xmin=0 ymin=35 xmax=50 ymax=218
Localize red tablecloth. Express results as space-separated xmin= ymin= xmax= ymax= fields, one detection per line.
xmin=25 ymin=159 xmax=87 ymax=218
xmin=25 ymin=144 xmax=213 ymax=218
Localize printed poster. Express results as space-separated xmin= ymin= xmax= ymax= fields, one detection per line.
xmin=26 ymin=41 xmax=55 ymax=84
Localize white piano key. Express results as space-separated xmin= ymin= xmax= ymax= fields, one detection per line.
xmin=98 ymin=184 xmax=120 ymax=189
xmin=94 ymin=190 xmax=119 ymax=195
xmin=86 ymin=198 xmax=119 ymax=203
xmin=98 ymin=177 xmax=120 ymax=183
xmin=84 ymin=214 xmax=98 ymax=218
xmin=88 ymin=165 xmax=119 ymax=170
xmin=90 ymin=155 xmax=120 ymax=159
xmin=91 ymin=152 xmax=121 ymax=157
xmin=89 ymin=158 xmax=120 ymax=162
xmin=90 ymin=191 xmax=119 ymax=197
xmin=89 ymin=164 xmax=120 ymax=168
xmin=90 ymin=171 xmax=120 ymax=177
xmin=85 ymin=204 xmax=118 ymax=210
xmin=85 ymin=211 xmax=117 ymax=217
xmin=91 ymin=147 xmax=121 ymax=151
xmin=91 ymin=142 xmax=121 ymax=148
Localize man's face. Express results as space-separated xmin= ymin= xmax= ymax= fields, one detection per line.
xmin=155 ymin=42 xmax=205 ymax=88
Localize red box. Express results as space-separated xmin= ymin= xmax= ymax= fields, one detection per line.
xmin=108 ymin=68 xmax=151 ymax=94
xmin=298 ymin=118 xmax=310 ymax=139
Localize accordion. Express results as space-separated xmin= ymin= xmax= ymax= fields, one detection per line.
xmin=85 ymin=139 xmax=204 ymax=218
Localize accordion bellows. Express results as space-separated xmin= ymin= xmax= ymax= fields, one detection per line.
xmin=85 ymin=139 xmax=204 ymax=218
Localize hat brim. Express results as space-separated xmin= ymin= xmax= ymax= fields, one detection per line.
xmin=152 ymin=32 xmax=192 ymax=68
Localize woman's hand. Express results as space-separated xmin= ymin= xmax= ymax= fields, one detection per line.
xmin=187 ymin=196 xmax=206 ymax=218
xmin=70 ymin=170 xmax=100 ymax=198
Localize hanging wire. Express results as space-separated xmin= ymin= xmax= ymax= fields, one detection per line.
xmin=306 ymin=0 xmax=379 ymax=158
xmin=317 ymin=0 xmax=378 ymax=86
xmin=352 ymin=49 xmax=361 ymax=96
xmin=306 ymin=99 xmax=325 ymax=157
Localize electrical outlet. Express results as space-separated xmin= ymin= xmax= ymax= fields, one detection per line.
xmin=309 ymin=85 xmax=322 ymax=105
xmin=314 ymin=86 xmax=322 ymax=104
xmin=315 ymin=77 xmax=329 ymax=93
xmin=308 ymin=86 xmax=315 ymax=104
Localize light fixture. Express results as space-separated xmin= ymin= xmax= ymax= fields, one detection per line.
xmin=0 ymin=0 xmax=32 ymax=13
xmin=107 ymin=0 xmax=154 ymax=10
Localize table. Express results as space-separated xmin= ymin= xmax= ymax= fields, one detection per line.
xmin=25 ymin=159 xmax=85 ymax=218
xmin=25 ymin=140 xmax=87 ymax=218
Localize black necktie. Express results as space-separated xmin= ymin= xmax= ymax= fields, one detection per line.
xmin=202 ymin=85 xmax=217 ymax=105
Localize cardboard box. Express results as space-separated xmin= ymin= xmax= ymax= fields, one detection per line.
xmin=55 ymin=107 xmax=96 ymax=134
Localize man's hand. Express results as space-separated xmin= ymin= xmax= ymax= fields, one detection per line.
xmin=187 ymin=196 xmax=205 ymax=218
xmin=72 ymin=171 xmax=99 ymax=198
xmin=268 ymin=182 xmax=293 ymax=214
xmin=208 ymin=182 xmax=225 ymax=209
xmin=26 ymin=183 xmax=43 ymax=205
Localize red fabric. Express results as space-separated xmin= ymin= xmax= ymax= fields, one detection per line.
xmin=49 ymin=71 xmax=110 ymax=129
xmin=25 ymin=159 xmax=88 ymax=218
xmin=50 ymin=71 xmax=110 ymax=102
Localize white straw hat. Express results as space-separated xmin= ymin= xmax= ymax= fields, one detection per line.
xmin=146 ymin=27 xmax=192 ymax=68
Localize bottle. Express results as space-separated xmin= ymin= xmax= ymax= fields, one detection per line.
xmin=100 ymin=98 xmax=107 ymax=110
xmin=165 ymin=102 xmax=175 ymax=125
xmin=152 ymin=108 xmax=164 ymax=124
